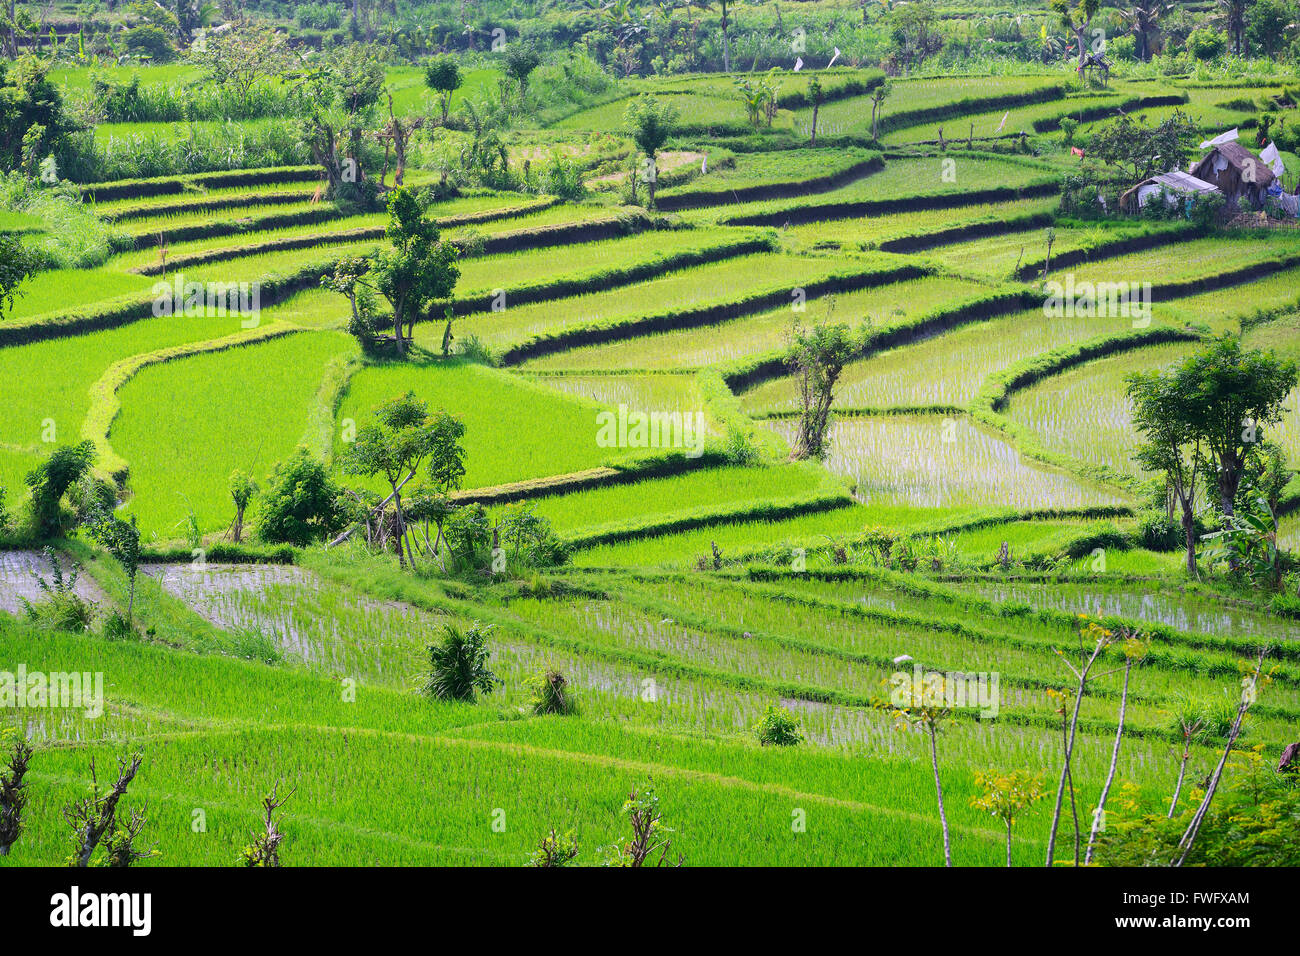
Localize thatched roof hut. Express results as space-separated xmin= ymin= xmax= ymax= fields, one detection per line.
xmin=1190 ymin=143 xmax=1276 ymax=210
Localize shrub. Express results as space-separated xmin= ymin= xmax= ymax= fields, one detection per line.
xmin=20 ymin=548 xmax=95 ymax=632
xmin=444 ymin=503 xmax=493 ymax=572
xmin=530 ymin=669 xmax=578 ymax=716
xmin=423 ymin=622 xmax=501 ymax=703
xmin=24 ymin=441 xmax=96 ymax=540
xmin=755 ymin=704 xmax=804 ymax=746
xmin=254 ymin=450 xmax=343 ymax=548
xmin=540 ymin=156 xmax=587 ymax=201
xmin=1136 ymin=510 xmax=1181 ymax=552
xmin=1187 ymin=27 xmax=1226 ymax=61
xmin=125 ymin=26 xmax=174 ymax=62
xmin=528 ymin=827 xmax=579 ymax=867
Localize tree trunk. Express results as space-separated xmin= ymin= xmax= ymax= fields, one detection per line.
xmin=810 ymin=103 xmax=819 ymax=147
xmin=1005 ymin=820 xmax=1012 ymax=868
xmin=1182 ymin=502 xmax=1196 ymax=575
xmin=391 ymin=487 xmax=407 ymax=569
xmin=1168 ymin=743 xmax=1192 ymax=817
xmin=927 ymin=721 xmax=951 ymax=866
xmin=1085 ymin=659 xmax=1132 ymax=864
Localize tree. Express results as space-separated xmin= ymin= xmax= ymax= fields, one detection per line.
xmin=255 ymin=450 xmax=343 ymax=547
xmin=0 ymin=731 xmax=32 ymax=857
xmin=602 ymin=784 xmax=682 ymax=867
xmin=85 ymin=511 xmax=142 ymax=621
xmin=1246 ymin=0 xmax=1294 ymax=56
xmin=624 ymin=94 xmax=677 ymax=208
xmin=786 ymin=323 xmax=860 ymax=461
xmin=228 ymin=470 xmax=257 ymax=544
xmin=0 ymin=234 xmax=35 ymax=316
xmin=289 ymin=44 xmax=385 ymax=202
xmin=1128 ymin=367 xmax=1204 ymax=574
xmin=239 ymin=783 xmax=294 ymax=867
xmin=1053 ymin=0 xmax=1101 ymax=81
xmin=423 ymin=54 xmax=462 ymax=124
xmin=755 ymin=704 xmax=804 ymax=746
xmin=808 ymin=76 xmax=824 ymax=147
xmin=876 ymin=673 xmax=954 ymax=866
xmin=1214 ymin=0 xmax=1254 ymax=55
xmin=187 ymin=23 xmax=290 ymax=113
xmin=502 ymin=42 xmax=541 ymax=110
xmin=423 ymin=622 xmax=501 ymax=702
xmin=1084 ymin=632 xmax=1148 ymax=864
xmin=370 ymin=188 xmax=460 ymax=356
xmin=64 ymin=750 xmax=150 ymax=868
xmin=1045 ymin=616 xmax=1114 ymax=867
xmin=0 ymin=56 xmax=78 ymax=173
xmin=1177 ymin=336 xmax=1297 ymax=526
xmin=1088 ymin=110 xmax=1198 ymax=185
xmin=1119 ymin=1 xmax=1169 ymax=62
xmin=970 ymin=770 xmax=1046 ymax=866
xmin=340 ymin=392 xmax=455 ymax=569
xmin=375 ymin=92 xmax=425 ymax=187
xmin=869 ymin=80 xmax=892 ymax=141
xmin=25 ymin=441 xmax=96 ymax=539
xmin=891 ymin=0 xmax=943 ymax=69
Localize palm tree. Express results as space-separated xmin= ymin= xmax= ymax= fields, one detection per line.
xmin=1214 ymin=0 xmax=1253 ymax=55
xmin=1119 ymin=0 xmax=1168 ymax=62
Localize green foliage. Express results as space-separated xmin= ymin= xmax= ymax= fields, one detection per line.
xmin=1087 ymin=109 xmax=1199 ymax=186
xmin=255 ymin=450 xmax=343 ymax=548
xmin=0 ymin=234 xmax=36 ymax=314
xmin=24 ymin=441 xmax=96 ymax=540
xmin=370 ymin=187 xmax=460 ymax=354
xmin=0 ymin=56 xmax=78 ymax=173
xmin=84 ymin=510 xmax=142 ymax=620
xmin=528 ymin=827 xmax=580 ymax=866
xmin=423 ymin=622 xmax=501 ymax=703
xmin=529 ymin=668 xmax=578 ymax=716
xmin=20 ymin=547 xmax=95 ymax=632
xmin=755 ymin=704 xmax=804 ymax=746
xmin=786 ymin=322 xmax=862 ymax=461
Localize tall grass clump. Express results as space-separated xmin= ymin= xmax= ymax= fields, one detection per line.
xmin=0 ymin=172 xmax=127 ymax=270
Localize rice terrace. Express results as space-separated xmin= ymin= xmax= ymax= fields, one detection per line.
xmin=3 ymin=0 xmax=1300 ymax=885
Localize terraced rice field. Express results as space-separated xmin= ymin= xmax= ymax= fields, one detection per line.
xmin=4 ymin=58 xmax=1299 ymax=879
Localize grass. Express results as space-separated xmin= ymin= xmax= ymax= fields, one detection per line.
xmin=336 ymin=359 xmax=642 ymax=490
xmin=781 ymin=196 xmax=1059 ymax=250
xmin=453 ymin=250 xmax=883 ymax=353
xmin=742 ymin=308 xmax=1151 ymax=414
xmin=1003 ymin=342 xmax=1197 ymax=475
xmin=112 ymin=329 xmax=359 ymax=537
xmin=526 ymin=275 xmax=986 ymax=372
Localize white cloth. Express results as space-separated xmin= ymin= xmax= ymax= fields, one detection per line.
xmin=1261 ymin=141 xmax=1286 ymax=178
xmin=1199 ymin=128 xmax=1239 ymax=150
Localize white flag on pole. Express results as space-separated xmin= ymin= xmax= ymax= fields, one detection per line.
xmin=828 ymin=47 xmax=841 ymax=68
xmin=996 ymin=112 xmax=1009 ymax=133
xmin=794 ymin=57 xmax=803 ymax=72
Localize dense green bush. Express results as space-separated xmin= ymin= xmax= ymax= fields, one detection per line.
xmin=254 ymin=450 xmax=344 ymax=548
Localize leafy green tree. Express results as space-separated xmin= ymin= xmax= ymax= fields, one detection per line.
xmin=423 ymin=622 xmax=501 ymax=702
xmin=1088 ymin=109 xmax=1198 ymax=185
xmin=1215 ymin=0 xmax=1254 ymax=55
xmin=786 ymin=323 xmax=860 ymax=461
xmin=255 ymin=450 xmax=343 ymax=547
xmin=340 ymin=392 xmax=462 ymax=569
xmin=624 ymin=94 xmax=677 ymax=208
xmin=1246 ymin=0 xmax=1293 ymax=56
xmin=1176 ymin=336 xmax=1297 ymax=526
xmin=370 ymin=187 xmax=460 ymax=355
xmin=1128 ymin=366 xmax=1204 ymax=574
xmin=1053 ymin=0 xmax=1101 ymax=81
xmin=807 ymin=76 xmax=824 ymax=147
xmin=228 ymin=470 xmax=258 ymax=544
xmin=970 ymin=770 xmax=1046 ymax=866
xmin=869 ymin=80 xmax=892 ymax=141
xmin=0 ymin=56 xmax=78 ymax=173
xmin=24 ymin=441 xmax=96 ymax=539
xmin=424 ymin=55 xmax=462 ymax=124
xmin=502 ymin=42 xmax=541 ymax=108
xmin=84 ymin=511 xmax=142 ymax=621
xmin=289 ymin=44 xmax=385 ymax=202
xmin=0 ymin=234 xmax=35 ymax=316
xmin=1118 ymin=1 xmax=1169 ymax=62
